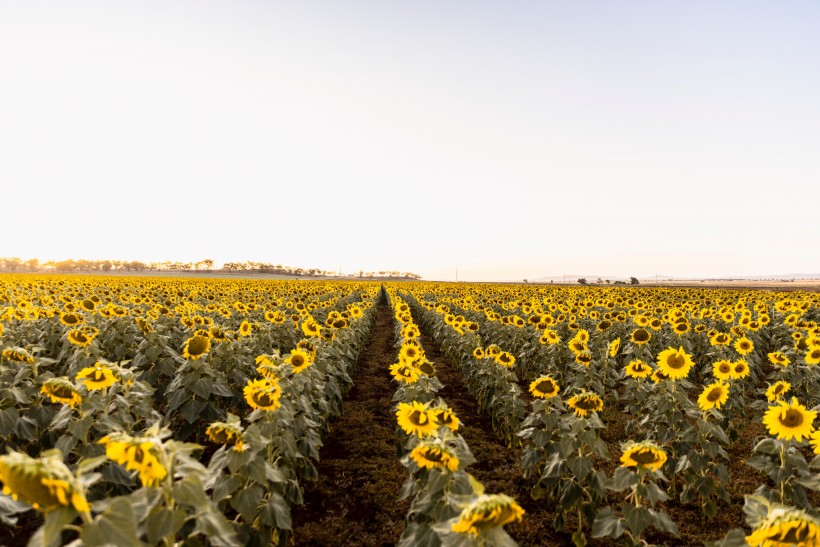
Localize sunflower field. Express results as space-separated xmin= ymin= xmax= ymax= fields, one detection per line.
xmin=2 ymin=275 xmax=820 ymax=546
xmin=0 ymin=275 xmax=377 ymax=546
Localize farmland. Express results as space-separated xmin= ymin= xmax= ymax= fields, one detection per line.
xmin=1 ymin=275 xmax=820 ymax=546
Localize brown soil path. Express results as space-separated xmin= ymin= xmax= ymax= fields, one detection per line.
xmin=418 ymin=330 xmax=576 ymax=546
xmin=290 ymin=292 xmax=409 ymax=546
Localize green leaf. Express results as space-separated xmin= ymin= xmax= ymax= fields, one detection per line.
xmin=231 ymin=484 xmax=263 ymax=521
xmin=590 ymin=507 xmax=625 ymax=539
xmin=260 ymin=493 xmax=292 ymax=530
xmin=196 ymin=507 xmax=240 ymax=547
xmin=0 ymin=407 xmax=20 ymax=436
xmin=81 ymin=497 xmax=140 ymax=547
xmin=623 ymin=504 xmax=652 ymax=537
xmin=145 ymin=507 xmax=186 ymax=545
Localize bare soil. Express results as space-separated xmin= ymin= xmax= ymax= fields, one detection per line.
xmin=290 ymin=294 xmax=409 ymax=546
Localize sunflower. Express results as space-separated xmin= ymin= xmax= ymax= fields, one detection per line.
xmin=76 ymin=362 xmax=118 ymax=391
xmin=713 ymin=360 xmax=734 ymax=381
xmin=766 ymin=381 xmax=791 ymax=402
xmin=529 ymin=376 xmax=559 ymax=399
xmin=396 ymin=401 xmax=438 ymax=437
xmin=495 ymin=351 xmax=516 ymax=367
xmin=620 ymin=440 xmax=667 ymax=472
xmin=762 ymin=397 xmax=816 ymax=442
xmin=205 ymin=421 xmax=245 ymax=452
xmin=66 ymin=327 xmax=98 ymax=348
xmin=625 ymin=360 xmax=653 ymax=379
xmin=710 ymin=332 xmax=732 ymax=346
xmin=539 ymin=330 xmax=560 ymax=345
xmin=59 ymin=312 xmax=84 ymax=327
xmin=672 ymin=321 xmax=690 ymax=335
xmin=297 ymin=339 xmax=318 ymax=360
xmin=651 ymin=369 xmax=669 ymax=384
xmin=731 ymin=359 xmax=750 ymax=380
xmin=609 ymin=338 xmax=621 ymax=357
xmin=40 ymin=378 xmax=82 ymax=408
xmin=745 ymin=504 xmax=820 ymax=547
xmin=568 ymin=339 xmax=588 ymax=354
xmin=473 ymin=347 xmax=486 ymax=359
xmin=399 ymin=344 xmax=422 ymax=364
xmin=238 ymin=320 xmax=252 ymax=337
xmin=182 ymin=334 xmax=211 ymax=360
xmin=656 ymin=346 xmax=694 ymax=380
xmin=401 ymin=324 xmax=421 ymax=339
xmin=566 ymin=391 xmax=604 ymax=418
xmin=99 ymin=433 xmax=168 ymax=487
xmin=301 ymin=318 xmax=322 ymax=338
xmin=390 ymin=363 xmax=420 ymax=384
xmin=431 ymin=406 xmax=460 ymax=431
xmin=630 ymin=328 xmax=651 ymax=345
xmin=734 ymin=336 xmax=754 ymax=355
xmin=697 ymin=381 xmax=730 ymax=411
xmin=575 ymin=351 xmax=593 ymax=366
xmin=0 ymin=450 xmax=90 ymax=513
xmin=409 ymin=441 xmax=460 ymax=472
xmin=451 ymin=494 xmax=525 ymax=537
xmin=806 ymin=348 xmax=820 ymax=366
xmin=486 ymin=345 xmax=501 ymax=357
xmin=286 ymin=348 xmax=313 ymax=373
xmin=768 ymin=352 xmax=791 ymax=367
xmin=244 ymin=378 xmax=282 ymax=411
xmin=2 ymin=347 xmax=34 ymax=364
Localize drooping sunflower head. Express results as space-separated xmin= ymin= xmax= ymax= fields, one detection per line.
xmin=766 ymin=381 xmax=791 ymax=403
xmin=697 ymin=381 xmax=730 ymax=411
xmin=767 ymin=351 xmax=791 ymax=367
xmin=620 ymin=440 xmax=667 ymax=472
xmin=625 ymin=360 xmax=653 ymax=379
xmin=762 ymin=397 xmax=817 ymax=442
xmin=205 ymin=420 xmax=245 ymax=452
xmin=656 ymin=346 xmax=694 ymax=380
xmin=98 ymin=432 xmax=168 ymax=487
xmin=66 ymin=327 xmax=98 ymax=348
xmin=486 ymin=345 xmax=501 ymax=357
xmin=745 ymin=503 xmax=820 ymax=547
xmin=409 ymin=440 xmax=460 ymax=472
xmin=59 ymin=312 xmax=84 ymax=327
xmin=396 ymin=401 xmax=438 ymax=438
xmin=431 ymin=405 xmax=460 ymax=432
xmin=451 ymin=494 xmax=525 ymax=537
xmin=568 ymin=339 xmax=588 ymax=355
xmin=566 ymin=391 xmax=604 ymax=418
xmin=608 ymin=338 xmax=620 ymax=357
xmin=76 ymin=362 xmax=118 ymax=391
xmin=529 ymin=375 xmax=560 ymax=399
xmin=494 ymin=351 xmax=516 ymax=367
xmin=296 ymin=339 xmax=318 ymax=360
xmin=40 ymin=378 xmax=82 ymax=408
xmin=243 ymin=378 xmax=282 ymax=411
xmin=2 ymin=347 xmax=35 ymax=364
xmin=0 ymin=450 xmax=90 ymax=513
xmin=390 ymin=362 xmax=421 ymax=384
xmin=182 ymin=335 xmax=211 ymax=360
xmin=286 ymin=348 xmax=313 ymax=374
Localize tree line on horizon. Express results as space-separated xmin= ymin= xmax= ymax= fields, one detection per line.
xmin=0 ymin=257 xmax=421 ymax=279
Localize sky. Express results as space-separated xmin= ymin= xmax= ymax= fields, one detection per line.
xmin=1 ymin=1 xmax=819 ymax=281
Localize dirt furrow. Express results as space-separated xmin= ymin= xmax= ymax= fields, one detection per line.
xmin=290 ymin=293 xmax=408 ymax=546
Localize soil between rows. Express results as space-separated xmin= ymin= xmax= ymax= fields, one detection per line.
xmin=290 ymin=294 xmax=409 ymax=546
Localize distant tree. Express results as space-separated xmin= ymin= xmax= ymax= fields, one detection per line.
xmin=578 ymin=278 xmax=588 ymax=285
xmin=596 ymin=277 xmax=603 ymax=284
xmin=101 ymin=261 xmax=113 ymax=272
xmin=630 ymin=277 xmax=640 ymax=285
xmin=25 ymin=258 xmax=39 ymax=271
xmin=523 ymin=279 xmax=528 ymax=284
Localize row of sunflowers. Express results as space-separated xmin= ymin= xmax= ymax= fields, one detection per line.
xmin=388 ymin=282 xmax=820 ymax=546
xmin=0 ymin=274 xmax=378 ymax=546
xmin=386 ymin=290 xmax=524 ymax=546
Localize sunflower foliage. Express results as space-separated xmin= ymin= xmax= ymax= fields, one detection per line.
xmin=592 ymin=440 xmax=680 ymax=545
xmin=518 ymin=393 xmax=609 ymax=547
xmin=402 ymin=292 xmax=526 ymax=447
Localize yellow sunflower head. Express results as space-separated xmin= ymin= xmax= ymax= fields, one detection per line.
xmin=409 ymin=439 xmax=460 ymax=472
xmin=66 ymin=327 xmax=98 ymax=348
xmin=396 ymin=401 xmax=438 ymax=438
xmin=620 ymin=440 xmax=667 ymax=472
xmin=697 ymin=381 xmax=730 ymax=411
xmin=656 ymin=346 xmax=694 ymax=380
xmin=734 ymin=336 xmax=754 ymax=355
xmin=99 ymin=432 xmax=168 ymax=487
xmin=0 ymin=450 xmax=90 ymax=513
xmin=767 ymin=351 xmax=790 ymax=367
xmin=2 ymin=347 xmax=35 ymax=364
xmin=529 ymin=375 xmax=560 ymax=399
xmin=731 ymin=359 xmax=750 ymax=380
xmin=76 ymin=362 xmax=118 ymax=391
xmin=566 ymin=391 xmax=604 ymax=418
xmin=182 ymin=334 xmax=211 ymax=360
xmin=451 ymin=494 xmax=525 ymax=537
xmin=494 ymin=351 xmax=516 ymax=367
xmin=766 ymin=381 xmax=791 ymax=403
xmin=205 ymin=420 xmax=245 ymax=452
xmin=762 ymin=397 xmax=817 ymax=442
xmin=625 ymin=360 xmax=653 ymax=379
xmin=630 ymin=328 xmax=651 ymax=345
xmin=286 ymin=348 xmax=313 ymax=373
xmin=243 ymin=378 xmax=282 ymax=411
xmin=40 ymin=378 xmax=82 ymax=408
xmin=745 ymin=502 xmax=820 ymax=547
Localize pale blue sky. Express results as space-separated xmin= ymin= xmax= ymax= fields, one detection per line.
xmin=1 ymin=1 xmax=818 ymax=280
